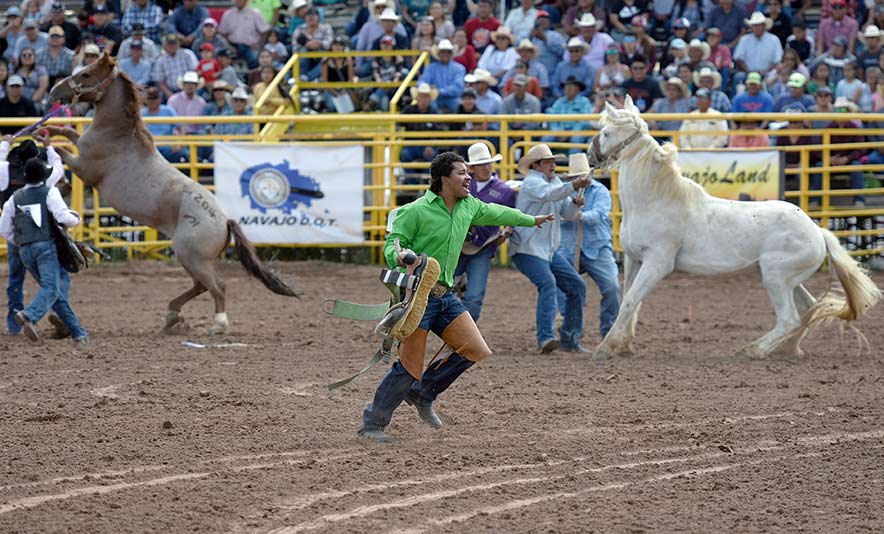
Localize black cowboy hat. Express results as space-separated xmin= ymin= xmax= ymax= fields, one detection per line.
xmin=563 ymin=76 xmax=586 ymax=91
xmin=24 ymin=157 xmax=52 ymax=184
xmin=8 ymin=139 xmax=39 ymax=166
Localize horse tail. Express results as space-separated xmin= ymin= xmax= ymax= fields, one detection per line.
xmin=806 ymin=229 xmax=880 ymax=328
xmin=226 ymin=220 xmax=301 ymax=298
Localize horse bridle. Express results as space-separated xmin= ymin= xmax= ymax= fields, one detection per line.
xmin=65 ymin=67 xmax=118 ymax=105
xmin=589 ymin=129 xmax=643 ymax=168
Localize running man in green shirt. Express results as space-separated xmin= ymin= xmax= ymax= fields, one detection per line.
xmin=359 ymin=152 xmax=555 ymax=442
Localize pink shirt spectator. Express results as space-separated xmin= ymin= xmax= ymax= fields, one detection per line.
xmin=220 ymin=5 xmax=270 ymax=49
xmin=819 ymin=0 xmax=859 ymax=19
xmin=816 ymin=15 xmax=859 ymax=50
xmin=708 ymin=43 xmax=732 ymax=70
xmin=167 ymin=91 xmax=207 ymax=133
xmin=728 ymin=133 xmax=770 ymax=148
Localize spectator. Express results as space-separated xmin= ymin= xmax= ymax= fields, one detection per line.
xmin=215 ymin=86 xmax=253 ymax=136
xmin=733 ymin=12 xmax=783 ymax=88
xmin=82 ymin=0 xmax=121 ymax=19
xmin=774 ymin=72 xmax=815 ymax=111
xmin=167 ymin=0 xmax=210 ymax=48
xmin=320 ymin=37 xmax=356 ymax=113
xmin=593 ymin=44 xmax=628 ymax=92
xmin=501 ymin=73 xmax=541 ymax=129
xmin=142 ymin=86 xmax=188 ymax=163
xmin=816 ymin=0 xmax=858 ymax=55
xmin=530 ymin=10 xmax=565 ymax=77
xmin=808 ymin=61 xmax=835 ymax=94
xmin=204 ymin=79 xmax=232 ymax=116
xmin=765 ymin=0 xmax=791 ymax=47
xmin=465 ymin=68 xmax=502 ymax=114
xmin=0 ymin=76 xmax=36 ymax=134
xmin=89 ymin=5 xmax=122 ymax=56
xmin=122 ymin=0 xmax=164 ymax=44
xmin=73 ymin=42 xmax=100 ymax=73
xmin=814 ymin=97 xmax=867 ymax=206
xmin=819 ymin=0 xmax=860 ymax=19
xmin=196 ymin=42 xmax=220 ymax=84
xmin=356 ymin=1 xmax=407 ymax=53
xmin=766 ymin=63 xmax=792 ymax=101
xmin=251 ymin=0 xmax=282 ymax=26
xmin=263 ymin=28 xmax=286 ymax=68
xmin=369 ymin=35 xmax=406 ymax=111
xmin=810 ymin=85 xmax=835 ymax=126
xmin=811 ymin=36 xmax=857 ymax=84
xmin=214 ymin=49 xmax=241 ymax=89
xmin=370 ymin=9 xmax=409 ymax=50
xmin=477 ymin=25 xmax=518 ymax=86
xmin=858 ymin=25 xmax=882 ymax=73
xmin=504 ymin=0 xmax=538 ymax=43
xmin=691 ymin=67 xmax=732 ymax=111
xmin=570 ymin=13 xmax=613 ymax=71
xmin=661 ymin=38 xmax=688 ymax=78
xmin=36 ymin=26 xmax=73 ymax=87
xmin=671 ymin=0 xmax=704 ymax=35
xmin=705 ymin=28 xmax=733 ymax=88
xmin=400 ymin=0 xmax=433 ymax=32
xmin=667 ymin=16 xmax=691 ymax=50
xmin=293 ymin=7 xmax=333 ymax=81
xmin=191 ymin=18 xmax=231 ymax=57
xmin=15 ymin=47 xmax=47 ymax=108
xmin=428 ymin=1 xmax=455 ymax=40
xmin=786 ymin=21 xmax=813 ymax=63
xmin=677 ymin=62 xmax=694 ymax=91
xmin=0 ymin=59 xmax=8 ymax=98
xmin=732 ymin=72 xmax=774 ymax=112
xmin=622 ymin=56 xmax=662 ymax=112
xmin=766 ymin=47 xmax=810 ymax=87
xmin=452 ymin=88 xmax=482 ymax=129
xmin=835 ymin=61 xmax=863 ymax=104
xmin=679 ymin=88 xmax=729 ymax=148
xmin=118 ymin=23 xmax=160 ymax=62
xmin=40 ymin=3 xmax=80 ymax=51
xmin=14 ymin=19 xmax=48 ymax=63
xmin=649 ymin=77 xmax=691 ymax=133
xmin=412 ymin=16 xmax=439 ymax=53
xmin=609 ymin=0 xmax=648 ymax=41
xmin=219 ymin=0 xmax=271 ymax=69
xmin=152 ymin=33 xmax=199 ymax=101
xmin=510 ymin=143 xmax=587 ymax=354
xmin=253 ymin=65 xmax=287 ymax=114
xmin=552 ymin=38 xmax=592 ymax=99
xmin=512 ymin=39 xmax=549 ymax=93
xmin=1 ymin=7 xmax=25 ymax=63
xmin=451 ymin=28 xmax=477 ymax=72
xmin=399 ymin=83 xmax=438 ymax=163
xmin=419 ymin=38 xmax=466 ymax=112
xmin=860 ymin=66 xmax=881 ymax=111
xmin=119 ymin=39 xmax=152 ymax=84
xmin=288 ymin=0 xmax=312 ymax=36
xmin=503 ymin=60 xmax=542 ymax=98
xmin=685 ymin=38 xmax=715 ymax=72
xmin=562 ymin=0 xmax=605 ymax=37
xmin=728 ymin=117 xmax=769 ymax=147
xmin=705 ymin=0 xmax=746 ymax=49
xmin=167 ymin=71 xmax=206 ymax=134
xmin=464 ymin=0 xmax=500 ymax=53
xmin=541 ymin=76 xmax=592 ymax=153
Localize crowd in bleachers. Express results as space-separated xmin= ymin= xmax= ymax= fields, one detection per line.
xmin=0 ymin=0 xmax=882 ymax=181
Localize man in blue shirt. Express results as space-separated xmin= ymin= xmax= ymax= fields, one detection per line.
xmin=732 ymin=72 xmax=774 ymax=113
xmin=119 ymin=40 xmax=153 ymax=85
xmin=551 ymin=38 xmax=593 ymax=98
xmin=530 ymin=10 xmax=566 ymax=77
xmin=418 ymin=39 xmax=466 ymax=113
xmin=541 ymin=77 xmax=592 ymax=153
xmin=774 ymin=72 xmax=815 ymax=112
xmin=167 ymin=0 xmax=210 ymax=48
xmin=141 ymin=87 xmax=189 ymax=163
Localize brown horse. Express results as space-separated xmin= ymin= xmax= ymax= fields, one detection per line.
xmin=47 ymin=54 xmax=299 ymax=335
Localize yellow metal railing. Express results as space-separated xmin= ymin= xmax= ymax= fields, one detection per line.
xmin=0 ymin=112 xmax=882 ymax=261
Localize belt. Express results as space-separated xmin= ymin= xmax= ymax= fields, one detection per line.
xmin=430 ymin=282 xmax=451 ymax=298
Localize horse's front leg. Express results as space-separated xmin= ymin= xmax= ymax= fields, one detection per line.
xmin=595 ymin=253 xmax=674 ymax=360
xmin=622 ymin=254 xmax=642 ymax=350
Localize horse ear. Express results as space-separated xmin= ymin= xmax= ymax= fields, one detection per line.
xmin=604 ymin=101 xmax=617 ymax=114
xmin=624 ymin=94 xmax=637 ymax=113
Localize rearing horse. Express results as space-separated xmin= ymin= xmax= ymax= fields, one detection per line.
xmin=589 ymin=96 xmax=879 ymax=359
xmin=47 ymin=54 xmax=299 ymax=335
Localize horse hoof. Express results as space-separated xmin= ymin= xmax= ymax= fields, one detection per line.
xmin=593 ymin=349 xmax=611 ymax=361
xmin=162 ymin=311 xmax=188 ymax=334
xmin=207 ymin=322 xmax=228 ymax=336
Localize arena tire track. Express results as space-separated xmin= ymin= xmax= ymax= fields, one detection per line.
xmin=265 ymin=429 xmax=884 ymax=533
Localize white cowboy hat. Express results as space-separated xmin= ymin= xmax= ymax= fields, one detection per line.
xmin=660 ymin=77 xmax=690 ymax=99
xmin=833 ymin=96 xmax=860 ymax=112
xmin=378 ymin=7 xmax=400 ymax=21
xmin=430 ymin=38 xmax=454 ymax=59
xmin=467 ymin=143 xmax=502 ymax=165
xmin=231 ymin=86 xmax=250 ymax=100
xmin=861 ymin=24 xmax=881 ymax=44
xmin=687 ymin=38 xmax=710 ymax=60
xmin=517 ymin=143 xmax=562 ymax=176
xmin=567 ymin=153 xmax=590 ymax=177
xmin=516 ymin=38 xmax=536 ymax=51
xmin=177 ymin=70 xmax=205 ymax=89
xmin=409 ymin=82 xmax=439 ymax=101
xmin=566 ymin=36 xmax=590 ymax=53
xmin=692 ymin=66 xmax=722 ymax=89
xmin=288 ymin=0 xmax=310 ymax=14
xmin=464 ymin=68 xmax=498 ymax=85
xmin=744 ymin=11 xmax=773 ymax=29
xmin=576 ymin=13 xmax=599 ymax=28
xmin=491 ymin=26 xmax=514 ymax=42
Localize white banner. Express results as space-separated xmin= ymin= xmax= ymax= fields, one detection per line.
xmin=214 ymin=143 xmax=365 ymax=244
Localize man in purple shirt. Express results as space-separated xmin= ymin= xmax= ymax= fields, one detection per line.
xmin=816 ymin=0 xmax=859 ymax=55
xmin=453 ymin=143 xmax=517 ymax=322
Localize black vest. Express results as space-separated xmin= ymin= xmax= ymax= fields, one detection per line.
xmin=12 ymin=185 xmax=52 ymax=246
xmin=1 ymin=146 xmax=47 ymax=205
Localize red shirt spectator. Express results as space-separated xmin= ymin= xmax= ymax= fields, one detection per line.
xmin=464 ymin=0 xmax=500 ymax=53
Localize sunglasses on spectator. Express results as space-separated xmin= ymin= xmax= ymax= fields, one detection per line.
xmin=631 ymin=65 xmax=644 ymax=70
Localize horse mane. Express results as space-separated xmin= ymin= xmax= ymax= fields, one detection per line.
xmin=601 ymin=107 xmax=703 ymax=206
xmin=114 ymin=68 xmax=154 ymax=151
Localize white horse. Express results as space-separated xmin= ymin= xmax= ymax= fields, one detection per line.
xmin=588 ymin=96 xmax=880 ymax=359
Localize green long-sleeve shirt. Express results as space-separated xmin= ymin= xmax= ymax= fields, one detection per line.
xmin=384 ymin=190 xmax=537 ymax=287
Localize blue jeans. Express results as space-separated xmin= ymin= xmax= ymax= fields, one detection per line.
xmin=810 ymin=160 xmax=866 ymax=203
xmin=512 ymin=251 xmax=586 ymax=349
xmin=232 ymin=43 xmax=259 ymax=69
xmin=18 ymin=240 xmax=87 ymax=339
xmin=6 ymin=242 xmax=25 ymax=333
xmin=157 ymin=145 xmax=190 ymax=163
xmin=540 ymin=134 xmax=587 ymax=154
xmin=557 ymin=245 xmax=621 ymax=337
xmin=454 ymin=246 xmax=494 ymax=323
xmin=361 ymin=292 xmax=474 ymax=431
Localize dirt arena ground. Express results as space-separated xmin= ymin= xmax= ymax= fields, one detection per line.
xmin=0 ymin=259 xmax=882 ymax=533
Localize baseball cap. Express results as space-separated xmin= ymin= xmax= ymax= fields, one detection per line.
xmin=832 ymin=35 xmax=848 ymax=47
xmin=23 ymin=19 xmax=37 ymax=29
xmin=49 ymin=25 xmax=65 ymax=36
xmin=830 ymin=0 xmax=846 ymax=5
xmin=94 ymin=5 xmax=108 ymax=13
xmin=695 ymin=88 xmax=711 ymax=98
xmin=673 ymin=17 xmax=690 ymax=29
xmin=83 ymin=43 xmax=101 ymax=55
xmin=746 ymin=72 xmax=762 ymax=85
xmin=50 ymin=2 xmax=65 ymax=12
xmin=536 ymin=9 xmax=550 ymax=18
xmin=787 ymin=72 xmax=807 ymax=87
xmin=380 ymin=34 xmax=395 ymax=45
xmin=706 ymin=27 xmax=722 ymax=35
xmin=783 ymin=102 xmax=807 ymax=113
xmin=6 ymin=6 xmax=20 ymax=16
xmin=200 ymin=42 xmax=215 ymax=51
xmin=145 ymin=86 xmax=160 ymax=99
xmin=513 ymin=73 xmax=529 ymax=86
xmin=216 ymin=48 xmax=231 ymax=58
xmin=131 ymin=22 xmax=145 ymax=33
xmin=130 ymin=39 xmax=143 ymax=48
xmin=164 ymin=33 xmax=179 ymax=43
xmin=815 ymin=85 xmax=833 ymax=95
xmin=670 ymin=38 xmax=687 ymax=50
xmin=7 ymin=75 xmax=24 ymax=86
xmin=462 ymin=88 xmax=477 ymax=99
xmin=203 ymin=17 xmax=218 ymax=26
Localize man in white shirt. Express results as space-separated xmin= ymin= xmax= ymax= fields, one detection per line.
xmin=504 ymin=0 xmax=538 ymax=43
xmin=733 ymin=12 xmax=783 ymax=87
xmin=678 ymin=88 xmax=730 ymax=148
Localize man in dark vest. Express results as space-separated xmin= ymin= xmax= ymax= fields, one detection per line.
xmin=0 ymin=157 xmax=88 ymax=344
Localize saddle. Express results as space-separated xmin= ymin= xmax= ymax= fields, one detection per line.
xmin=323 ymin=241 xmax=440 ymax=391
